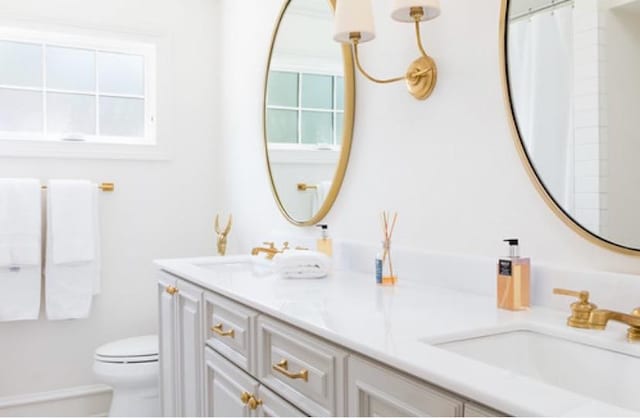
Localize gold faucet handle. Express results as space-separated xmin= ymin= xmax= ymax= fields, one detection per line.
xmin=281 ymin=242 xmax=290 ymax=251
xmin=553 ymin=288 xmax=590 ymax=302
xmin=553 ymin=288 xmax=597 ymax=329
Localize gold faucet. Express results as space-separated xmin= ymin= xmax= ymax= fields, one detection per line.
xmin=250 ymin=241 xmax=289 ymax=260
xmin=589 ymin=307 xmax=640 ymax=342
xmin=553 ymin=288 xmax=597 ymax=329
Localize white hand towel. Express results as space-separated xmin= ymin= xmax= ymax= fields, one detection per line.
xmin=0 ymin=178 xmax=42 ymax=267
xmin=48 ymin=180 xmax=95 ymax=264
xmin=273 ymin=250 xmax=331 ymax=279
xmin=0 ymin=178 xmax=42 ymax=321
xmin=46 ymin=182 xmax=101 ymax=320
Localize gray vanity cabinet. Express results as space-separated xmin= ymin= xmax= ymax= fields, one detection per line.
xmin=157 ymin=270 xmax=506 ymax=418
xmin=159 ymin=272 xmax=204 ymax=417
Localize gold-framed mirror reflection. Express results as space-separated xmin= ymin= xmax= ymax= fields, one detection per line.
xmin=501 ymin=0 xmax=640 ymax=255
xmin=263 ymin=0 xmax=355 ymax=226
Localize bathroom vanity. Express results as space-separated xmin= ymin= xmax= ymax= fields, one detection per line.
xmin=156 ymin=255 xmax=640 ymax=417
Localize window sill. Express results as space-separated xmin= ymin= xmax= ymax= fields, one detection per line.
xmin=0 ymin=140 xmax=170 ymax=161
xmin=267 ymin=146 xmax=339 ymax=165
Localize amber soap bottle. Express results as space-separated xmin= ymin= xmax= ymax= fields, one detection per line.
xmin=497 ymin=239 xmax=530 ymax=311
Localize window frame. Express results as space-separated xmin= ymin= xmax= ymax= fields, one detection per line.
xmin=266 ymin=67 xmax=344 ymax=149
xmin=0 ymin=26 xmax=157 ymax=146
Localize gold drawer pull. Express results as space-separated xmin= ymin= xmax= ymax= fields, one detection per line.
xmin=165 ymin=285 xmax=178 ymax=295
xmin=240 ymin=391 xmax=251 ymax=404
xmin=211 ymin=323 xmax=235 ymax=338
xmin=272 ymin=359 xmax=308 ymax=382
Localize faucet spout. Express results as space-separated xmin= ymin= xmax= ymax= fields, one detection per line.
xmin=589 ymin=308 xmax=640 ymax=342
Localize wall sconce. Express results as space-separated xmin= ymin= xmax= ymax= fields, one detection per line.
xmin=333 ymin=0 xmax=441 ymax=100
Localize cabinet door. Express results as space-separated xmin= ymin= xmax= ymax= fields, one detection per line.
xmin=176 ymin=279 xmax=205 ymax=417
xmin=158 ymin=273 xmax=178 ymax=417
xmin=255 ymin=385 xmax=307 ymax=417
xmin=348 ymin=355 xmax=463 ymax=417
xmin=204 ymin=347 xmax=259 ymax=417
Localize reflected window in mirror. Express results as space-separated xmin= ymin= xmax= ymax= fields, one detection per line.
xmin=266 ymin=70 xmax=344 ymax=148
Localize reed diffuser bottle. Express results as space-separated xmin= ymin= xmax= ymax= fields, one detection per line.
xmin=379 ymin=211 xmax=398 ymax=286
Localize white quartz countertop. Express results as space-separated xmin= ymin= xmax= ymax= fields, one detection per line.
xmin=155 ymin=256 xmax=640 ymax=417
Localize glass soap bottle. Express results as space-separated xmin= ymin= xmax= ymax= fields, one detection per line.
xmin=497 ymin=239 xmax=530 ymax=310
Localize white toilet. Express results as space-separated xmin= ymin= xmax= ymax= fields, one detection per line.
xmin=93 ymin=335 xmax=160 ymax=417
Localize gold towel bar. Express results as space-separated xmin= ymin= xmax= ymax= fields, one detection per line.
xmin=297 ymin=183 xmax=317 ymax=191
xmin=41 ymin=182 xmax=115 ymax=192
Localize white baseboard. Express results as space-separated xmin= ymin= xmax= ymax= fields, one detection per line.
xmin=0 ymin=384 xmax=112 ymax=417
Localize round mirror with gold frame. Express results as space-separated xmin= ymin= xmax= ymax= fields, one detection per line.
xmin=501 ymin=0 xmax=640 ymax=255
xmin=263 ymin=0 xmax=355 ymax=226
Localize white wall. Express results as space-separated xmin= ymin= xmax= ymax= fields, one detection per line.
xmin=0 ymin=0 xmax=221 ymax=404
xmin=218 ymin=0 xmax=640 ymax=274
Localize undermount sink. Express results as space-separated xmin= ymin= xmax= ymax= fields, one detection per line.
xmin=193 ymin=256 xmax=274 ymax=276
xmin=432 ymin=329 xmax=640 ymax=412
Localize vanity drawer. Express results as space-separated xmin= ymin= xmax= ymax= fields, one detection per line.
xmin=204 ymin=291 xmax=258 ymax=373
xmin=257 ymin=316 xmax=347 ymax=417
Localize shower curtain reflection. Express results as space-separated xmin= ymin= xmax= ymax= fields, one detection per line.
xmin=508 ymin=6 xmax=574 ymax=211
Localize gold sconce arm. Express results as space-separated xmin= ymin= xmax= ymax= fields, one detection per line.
xmin=351 ymin=38 xmax=406 ymax=84
xmin=348 ymin=7 xmax=437 ymax=101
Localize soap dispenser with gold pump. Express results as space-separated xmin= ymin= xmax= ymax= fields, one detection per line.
xmin=497 ymin=239 xmax=530 ymax=311
xmin=316 ymin=224 xmax=333 ymax=257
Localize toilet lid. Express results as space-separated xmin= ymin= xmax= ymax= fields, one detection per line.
xmin=95 ymin=335 xmax=158 ymax=363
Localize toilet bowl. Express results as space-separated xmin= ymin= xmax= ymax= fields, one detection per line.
xmin=93 ymin=335 xmax=159 ymax=417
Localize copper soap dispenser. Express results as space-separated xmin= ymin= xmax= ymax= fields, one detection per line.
xmin=497 ymin=239 xmax=530 ymax=311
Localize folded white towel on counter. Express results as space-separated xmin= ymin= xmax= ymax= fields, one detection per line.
xmin=46 ymin=181 xmax=101 ymax=320
xmin=0 ymin=178 xmax=42 ymax=321
xmin=273 ymin=250 xmax=331 ymax=279
xmin=48 ymin=180 xmax=95 ymax=264
xmin=0 ymin=178 xmax=42 ymax=267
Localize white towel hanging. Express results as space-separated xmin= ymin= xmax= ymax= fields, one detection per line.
xmin=46 ymin=180 xmax=101 ymax=320
xmin=0 ymin=178 xmax=42 ymax=321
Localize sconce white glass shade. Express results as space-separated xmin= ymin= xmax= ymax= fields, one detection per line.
xmin=391 ymin=0 xmax=441 ymax=22
xmin=333 ymin=0 xmax=376 ymax=43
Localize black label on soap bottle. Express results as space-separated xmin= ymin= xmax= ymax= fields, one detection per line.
xmin=499 ymin=259 xmax=512 ymax=276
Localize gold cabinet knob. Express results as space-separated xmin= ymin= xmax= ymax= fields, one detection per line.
xmin=211 ymin=323 xmax=235 ymax=338
xmin=240 ymin=391 xmax=251 ymax=404
xmin=247 ymin=395 xmax=263 ymax=410
xmin=553 ymin=288 xmax=596 ymax=329
xmin=165 ymin=285 xmax=179 ymax=295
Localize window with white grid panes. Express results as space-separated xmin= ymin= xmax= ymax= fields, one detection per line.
xmin=266 ymin=70 xmax=344 ymax=147
xmin=0 ymin=28 xmax=156 ymax=145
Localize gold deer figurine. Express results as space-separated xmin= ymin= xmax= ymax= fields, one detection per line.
xmin=214 ymin=214 xmax=233 ymax=256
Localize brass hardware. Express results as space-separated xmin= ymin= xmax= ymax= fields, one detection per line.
xmin=589 ymin=307 xmax=640 ymax=342
xmin=297 ymin=183 xmax=318 ymax=191
xmin=214 ymin=214 xmax=233 ymax=256
xmin=263 ymin=0 xmax=355 ymax=227
xmin=272 ymin=359 xmax=309 ymax=382
xmin=251 ymin=241 xmax=288 ymax=260
xmin=348 ymin=12 xmax=437 ymax=100
xmin=211 ymin=323 xmax=235 ymax=338
xmin=165 ymin=285 xmax=179 ymax=296
xmin=247 ymin=395 xmax=263 ymax=410
xmin=41 ymin=182 xmax=115 ymax=192
xmin=499 ymin=0 xmax=640 ymax=256
xmin=240 ymin=391 xmax=251 ymax=405
xmin=553 ymin=288 xmax=597 ymax=329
